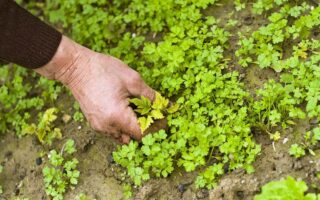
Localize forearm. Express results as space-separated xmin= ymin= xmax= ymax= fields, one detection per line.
xmin=0 ymin=0 xmax=61 ymax=68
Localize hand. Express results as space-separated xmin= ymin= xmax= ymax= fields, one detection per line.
xmin=35 ymin=36 xmax=155 ymax=144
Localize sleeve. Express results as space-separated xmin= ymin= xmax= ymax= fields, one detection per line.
xmin=0 ymin=0 xmax=62 ymax=69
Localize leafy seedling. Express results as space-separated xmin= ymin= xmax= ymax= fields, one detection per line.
xmin=43 ymin=139 xmax=79 ymax=200
xmin=130 ymin=92 xmax=179 ymax=133
xmin=22 ymin=108 xmax=62 ymax=145
xmin=254 ymin=176 xmax=318 ymax=200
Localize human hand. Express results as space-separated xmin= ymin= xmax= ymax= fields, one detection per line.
xmin=35 ymin=36 xmax=155 ymax=144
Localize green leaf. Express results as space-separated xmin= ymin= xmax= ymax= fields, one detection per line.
xmin=313 ymin=127 xmax=320 ymax=141
xmin=130 ymin=96 xmax=152 ymax=115
xmin=167 ymin=103 xmax=179 ymax=114
xmin=254 ymin=176 xmax=316 ymax=200
xmin=289 ymin=144 xmax=305 ymax=158
xmin=64 ymin=139 xmax=76 ymax=155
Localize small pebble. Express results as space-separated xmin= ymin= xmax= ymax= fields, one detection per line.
xmin=223 ymin=163 xmax=230 ymax=173
xmin=236 ymin=191 xmax=244 ymax=198
xmin=15 ymin=188 xmax=20 ymax=196
xmin=283 ymin=138 xmax=289 ymax=144
xmin=78 ymin=126 xmax=82 ymax=130
xmin=35 ymin=157 xmax=42 ymax=166
xmin=293 ymin=161 xmax=303 ymax=170
xmin=107 ymin=153 xmax=115 ymax=164
xmin=62 ymin=114 xmax=71 ymax=124
xmin=177 ymin=184 xmax=187 ymax=193
xmin=196 ymin=189 xmax=209 ymax=199
xmin=310 ymin=118 xmax=318 ymax=125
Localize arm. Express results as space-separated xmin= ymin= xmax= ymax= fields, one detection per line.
xmin=0 ymin=0 xmax=61 ymax=68
xmin=0 ymin=0 xmax=155 ymax=143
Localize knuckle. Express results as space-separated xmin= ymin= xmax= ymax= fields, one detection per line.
xmin=129 ymin=71 xmax=142 ymax=84
xmin=143 ymin=87 xmax=155 ymax=100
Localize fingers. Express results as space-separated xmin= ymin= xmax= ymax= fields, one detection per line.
xmin=104 ymin=127 xmax=131 ymax=144
xmin=139 ymin=83 xmax=156 ymax=102
xmin=116 ymin=106 xmax=142 ymax=141
xmin=127 ymin=77 xmax=156 ymax=102
xmin=121 ymin=134 xmax=131 ymax=144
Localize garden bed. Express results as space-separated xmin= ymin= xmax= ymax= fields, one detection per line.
xmin=1 ymin=0 xmax=320 ymax=199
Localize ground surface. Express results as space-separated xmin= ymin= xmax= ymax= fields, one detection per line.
xmin=1 ymin=1 xmax=320 ymax=200
xmin=1 ymin=111 xmax=320 ymax=200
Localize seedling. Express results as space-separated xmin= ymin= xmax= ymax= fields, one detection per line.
xmin=43 ymin=139 xmax=80 ymax=200
xmin=254 ymin=176 xmax=318 ymax=200
xmin=130 ymin=92 xmax=178 ymax=133
xmin=289 ymin=127 xmax=320 ymax=158
xmin=22 ymin=108 xmax=62 ymax=146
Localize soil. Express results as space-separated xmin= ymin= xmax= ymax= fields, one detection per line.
xmin=2 ymin=110 xmax=320 ymax=200
xmin=1 ymin=1 xmax=320 ymax=200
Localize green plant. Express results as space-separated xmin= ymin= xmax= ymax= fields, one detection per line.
xmin=0 ymin=65 xmax=44 ymax=136
xmin=73 ymin=102 xmax=84 ymax=122
xmin=254 ymin=176 xmax=318 ymax=200
xmin=0 ymin=61 xmax=64 ymax=137
xmin=22 ymin=108 xmax=62 ymax=145
xmin=250 ymin=80 xmax=305 ymax=132
xmin=130 ymin=92 xmax=178 ymax=133
xmin=270 ymin=131 xmax=281 ymax=142
xmin=123 ymin=184 xmax=133 ymax=199
xmin=113 ymin=130 xmax=173 ymax=186
xmin=289 ymin=127 xmax=320 ymax=158
xmin=76 ymin=193 xmax=87 ymax=200
xmin=252 ymin=0 xmax=289 ymax=14
xmin=237 ymin=3 xmax=315 ymax=70
xmin=234 ymin=0 xmax=245 ymax=11
xmin=289 ymin=144 xmax=306 ymax=158
xmin=36 ymin=77 xmax=62 ymax=102
xmin=43 ymin=139 xmax=80 ymax=200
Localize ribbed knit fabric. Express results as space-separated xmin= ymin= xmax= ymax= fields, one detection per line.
xmin=0 ymin=0 xmax=62 ymax=69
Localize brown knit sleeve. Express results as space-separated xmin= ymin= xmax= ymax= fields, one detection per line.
xmin=0 ymin=0 xmax=62 ymax=69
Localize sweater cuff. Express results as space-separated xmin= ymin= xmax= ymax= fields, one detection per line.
xmin=0 ymin=0 xmax=62 ymax=69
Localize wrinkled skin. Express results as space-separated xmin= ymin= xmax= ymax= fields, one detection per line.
xmin=35 ymin=36 xmax=155 ymax=144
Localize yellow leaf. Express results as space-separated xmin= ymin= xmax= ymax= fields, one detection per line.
xmin=150 ymin=109 xmax=164 ymax=119
xmin=270 ymin=131 xmax=281 ymax=141
xmin=298 ymin=51 xmax=307 ymax=59
xmin=152 ymin=92 xmax=169 ymax=110
xmin=43 ymin=108 xmax=58 ymax=122
xmin=138 ymin=116 xmax=154 ymax=133
xmin=286 ymin=120 xmax=296 ymax=125
xmin=21 ymin=123 xmax=36 ymax=135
